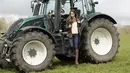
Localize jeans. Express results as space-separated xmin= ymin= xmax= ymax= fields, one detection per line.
xmin=69 ymin=34 xmax=79 ymax=49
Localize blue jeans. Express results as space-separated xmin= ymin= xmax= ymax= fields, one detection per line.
xmin=69 ymin=34 xmax=79 ymax=49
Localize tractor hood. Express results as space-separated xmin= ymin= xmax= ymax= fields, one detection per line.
xmin=6 ymin=15 xmax=45 ymax=40
xmin=21 ymin=15 xmax=45 ymax=27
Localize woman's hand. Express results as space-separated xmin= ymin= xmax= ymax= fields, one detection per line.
xmin=68 ymin=24 xmax=72 ymax=28
xmin=77 ymin=18 xmax=81 ymax=23
xmin=77 ymin=18 xmax=81 ymax=27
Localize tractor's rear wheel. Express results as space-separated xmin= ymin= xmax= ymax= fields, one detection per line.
xmin=10 ymin=31 xmax=55 ymax=72
xmin=81 ymin=18 xmax=119 ymax=63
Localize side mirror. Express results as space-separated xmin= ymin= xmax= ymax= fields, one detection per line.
xmin=31 ymin=1 xmax=34 ymax=8
xmin=92 ymin=1 xmax=98 ymax=7
xmin=31 ymin=1 xmax=34 ymax=12
xmin=94 ymin=1 xmax=99 ymax=4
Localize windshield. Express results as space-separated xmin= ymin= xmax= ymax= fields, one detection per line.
xmin=46 ymin=0 xmax=70 ymax=14
xmin=62 ymin=3 xmax=70 ymax=14
xmin=46 ymin=1 xmax=55 ymax=14
xmin=32 ymin=0 xmax=94 ymax=16
xmin=74 ymin=0 xmax=84 ymax=15
xmin=84 ymin=0 xmax=93 ymax=12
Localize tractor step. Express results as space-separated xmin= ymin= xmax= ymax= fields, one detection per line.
xmin=53 ymin=33 xmax=71 ymax=54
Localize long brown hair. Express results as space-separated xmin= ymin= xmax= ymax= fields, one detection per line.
xmin=67 ymin=9 xmax=79 ymax=24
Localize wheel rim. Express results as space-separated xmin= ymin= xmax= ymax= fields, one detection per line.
xmin=22 ymin=40 xmax=47 ymax=65
xmin=91 ymin=28 xmax=112 ymax=55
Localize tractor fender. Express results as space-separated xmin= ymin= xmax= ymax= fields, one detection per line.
xmin=80 ymin=13 xmax=117 ymax=36
xmin=20 ymin=26 xmax=56 ymax=44
xmin=79 ymin=19 xmax=88 ymax=36
xmin=88 ymin=12 xmax=117 ymax=24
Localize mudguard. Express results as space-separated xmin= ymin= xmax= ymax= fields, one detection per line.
xmin=80 ymin=12 xmax=117 ymax=36
xmin=88 ymin=12 xmax=117 ymax=24
xmin=6 ymin=15 xmax=45 ymax=40
xmin=20 ymin=26 xmax=56 ymax=44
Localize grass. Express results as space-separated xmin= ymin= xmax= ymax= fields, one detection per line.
xmin=0 ymin=34 xmax=130 ymax=73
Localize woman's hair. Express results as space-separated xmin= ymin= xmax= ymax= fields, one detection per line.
xmin=67 ymin=9 xmax=79 ymax=24
xmin=69 ymin=9 xmax=77 ymax=17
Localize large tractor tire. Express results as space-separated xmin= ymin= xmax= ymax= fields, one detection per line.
xmin=10 ymin=31 xmax=55 ymax=72
xmin=81 ymin=18 xmax=119 ymax=63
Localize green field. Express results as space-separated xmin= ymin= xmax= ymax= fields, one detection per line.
xmin=0 ymin=34 xmax=130 ymax=73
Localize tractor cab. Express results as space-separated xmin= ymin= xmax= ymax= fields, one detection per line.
xmin=30 ymin=0 xmax=98 ymax=32
xmin=31 ymin=0 xmax=98 ymax=15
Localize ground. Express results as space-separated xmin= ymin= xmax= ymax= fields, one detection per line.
xmin=0 ymin=34 xmax=130 ymax=73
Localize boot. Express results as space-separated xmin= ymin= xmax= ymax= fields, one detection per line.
xmin=75 ymin=48 xmax=79 ymax=65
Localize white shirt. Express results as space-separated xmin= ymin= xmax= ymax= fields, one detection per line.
xmin=71 ymin=22 xmax=78 ymax=34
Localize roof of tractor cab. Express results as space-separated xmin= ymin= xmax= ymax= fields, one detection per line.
xmin=38 ymin=0 xmax=76 ymax=5
xmin=38 ymin=0 xmax=49 ymax=3
xmin=38 ymin=0 xmax=67 ymax=3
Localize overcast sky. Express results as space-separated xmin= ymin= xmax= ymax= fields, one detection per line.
xmin=0 ymin=0 xmax=130 ymax=25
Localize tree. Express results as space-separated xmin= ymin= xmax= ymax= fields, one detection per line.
xmin=0 ymin=17 xmax=8 ymax=33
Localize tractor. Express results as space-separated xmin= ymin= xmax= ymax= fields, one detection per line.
xmin=0 ymin=0 xmax=119 ymax=72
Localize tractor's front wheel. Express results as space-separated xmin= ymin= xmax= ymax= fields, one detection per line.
xmin=10 ymin=31 xmax=55 ymax=72
xmin=81 ymin=18 xmax=119 ymax=63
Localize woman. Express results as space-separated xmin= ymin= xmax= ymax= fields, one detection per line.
xmin=67 ymin=9 xmax=80 ymax=65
